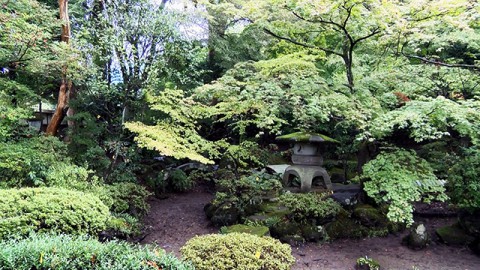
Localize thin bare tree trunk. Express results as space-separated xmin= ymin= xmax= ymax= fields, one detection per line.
xmin=46 ymin=0 xmax=71 ymax=136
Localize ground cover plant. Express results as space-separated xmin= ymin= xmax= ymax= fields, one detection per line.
xmin=0 ymin=233 xmax=193 ymax=270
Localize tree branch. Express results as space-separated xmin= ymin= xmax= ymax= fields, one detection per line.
xmin=352 ymin=27 xmax=381 ymax=47
xmin=263 ymin=28 xmax=342 ymax=56
xmin=292 ymin=10 xmax=354 ymax=45
xmin=341 ymin=2 xmax=355 ymax=28
xmin=403 ymin=52 xmax=480 ymax=71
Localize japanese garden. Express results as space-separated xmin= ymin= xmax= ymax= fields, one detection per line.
xmin=1 ymin=0 xmax=480 ymax=269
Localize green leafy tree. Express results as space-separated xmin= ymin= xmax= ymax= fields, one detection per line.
xmin=365 ymin=97 xmax=480 ymax=145
xmin=0 ymin=0 xmax=64 ymax=140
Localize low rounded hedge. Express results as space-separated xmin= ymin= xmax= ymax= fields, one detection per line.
xmin=181 ymin=233 xmax=295 ymax=270
xmin=0 ymin=233 xmax=193 ymax=270
xmin=0 ymin=188 xmax=110 ymax=238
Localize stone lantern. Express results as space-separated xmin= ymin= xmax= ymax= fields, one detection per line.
xmin=276 ymin=132 xmax=337 ymax=192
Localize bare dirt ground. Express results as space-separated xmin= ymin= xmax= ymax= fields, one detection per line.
xmin=141 ymin=187 xmax=480 ymax=270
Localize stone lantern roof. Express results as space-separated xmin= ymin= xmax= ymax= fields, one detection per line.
xmin=276 ymin=131 xmax=338 ymax=143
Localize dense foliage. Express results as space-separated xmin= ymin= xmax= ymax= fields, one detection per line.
xmin=0 ymin=234 xmax=193 ymax=270
xmin=447 ymin=148 xmax=480 ymax=211
xmin=181 ymin=233 xmax=295 ymax=270
xmin=0 ymin=188 xmax=110 ymax=238
xmin=279 ymin=193 xmax=343 ymax=222
xmin=360 ymin=149 xmax=448 ymax=225
xmin=1 ymin=0 xmax=480 ymax=252
xmin=0 ymin=136 xmax=96 ymax=189
xmin=93 ymin=182 xmax=151 ymax=217
xmin=208 ymin=172 xmax=283 ymax=221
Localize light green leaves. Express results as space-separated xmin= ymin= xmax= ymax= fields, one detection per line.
xmin=360 ymin=149 xmax=448 ymax=225
xmin=367 ymin=97 xmax=480 ymax=145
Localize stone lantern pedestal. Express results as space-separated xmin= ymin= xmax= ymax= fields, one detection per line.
xmin=276 ymin=132 xmax=336 ymax=192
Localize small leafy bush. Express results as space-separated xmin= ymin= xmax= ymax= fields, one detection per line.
xmin=208 ymin=172 xmax=283 ymax=222
xmin=91 ymin=183 xmax=151 ymax=237
xmin=356 ymin=256 xmax=380 ymax=270
xmin=0 ymin=188 xmax=110 ymax=238
xmin=359 ymin=149 xmax=448 ymax=225
xmin=181 ymin=233 xmax=295 ymax=270
xmin=169 ymin=169 xmax=193 ymax=192
xmin=93 ymin=182 xmax=151 ymax=217
xmin=146 ymin=172 xmax=168 ymax=197
xmin=447 ymin=148 xmax=480 ymax=210
xmin=279 ymin=193 xmax=342 ymax=223
xmin=45 ymin=162 xmax=99 ymax=190
xmin=0 ymin=136 xmax=96 ymax=189
xmin=107 ymin=214 xmax=142 ymax=237
xmin=215 ymin=171 xmax=283 ymax=204
xmin=0 ymin=233 xmax=193 ymax=270
xmin=147 ymin=169 xmax=195 ymax=196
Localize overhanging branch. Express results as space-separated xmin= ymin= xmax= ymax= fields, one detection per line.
xmin=352 ymin=27 xmax=381 ymax=47
xmin=404 ymin=54 xmax=480 ymax=71
xmin=263 ymin=28 xmax=342 ymax=57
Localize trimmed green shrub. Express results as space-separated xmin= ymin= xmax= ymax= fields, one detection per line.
xmin=106 ymin=214 xmax=142 ymax=237
xmin=45 ymin=162 xmax=99 ymax=190
xmin=0 ymin=188 xmax=110 ymax=238
xmin=0 ymin=136 xmax=97 ymax=189
xmin=93 ymin=182 xmax=151 ymax=217
xmin=89 ymin=183 xmax=151 ymax=237
xmin=146 ymin=172 xmax=168 ymax=197
xmin=220 ymin=224 xmax=270 ymax=237
xmin=181 ymin=233 xmax=295 ymax=270
xmin=0 ymin=233 xmax=193 ymax=270
xmin=279 ymin=193 xmax=342 ymax=223
xmin=91 ymin=183 xmax=151 ymax=237
xmin=214 ymin=172 xmax=283 ymax=210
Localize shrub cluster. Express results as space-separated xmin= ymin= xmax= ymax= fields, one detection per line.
xmin=447 ymin=148 xmax=480 ymax=210
xmin=0 ymin=188 xmax=110 ymax=238
xmin=93 ymin=182 xmax=151 ymax=217
xmin=180 ymin=232 xmax=295 ymax=270
xmin=146 ymin=169 xmax=195 ymax=196
xmin=213 ymin=171 xmax=283 ymax=210
xmin=92 ymin=183 xmax=152 ymax=236
xmin=0 ymin=233 xmax=193 ymax=270
xmin=206 ymin=172 xmax=284 ymax=225
xmin=0 ymin=136 xmax=97 ymax=189
xmin=279 ymin=192 xmax=342 ymax=223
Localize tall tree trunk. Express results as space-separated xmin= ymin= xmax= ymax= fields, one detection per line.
xmin=46 ymin=0 xmax=71 ymax=136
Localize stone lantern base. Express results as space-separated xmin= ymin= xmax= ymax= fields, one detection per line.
xmin=283 ymin=165 xmax=332 ymax=192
